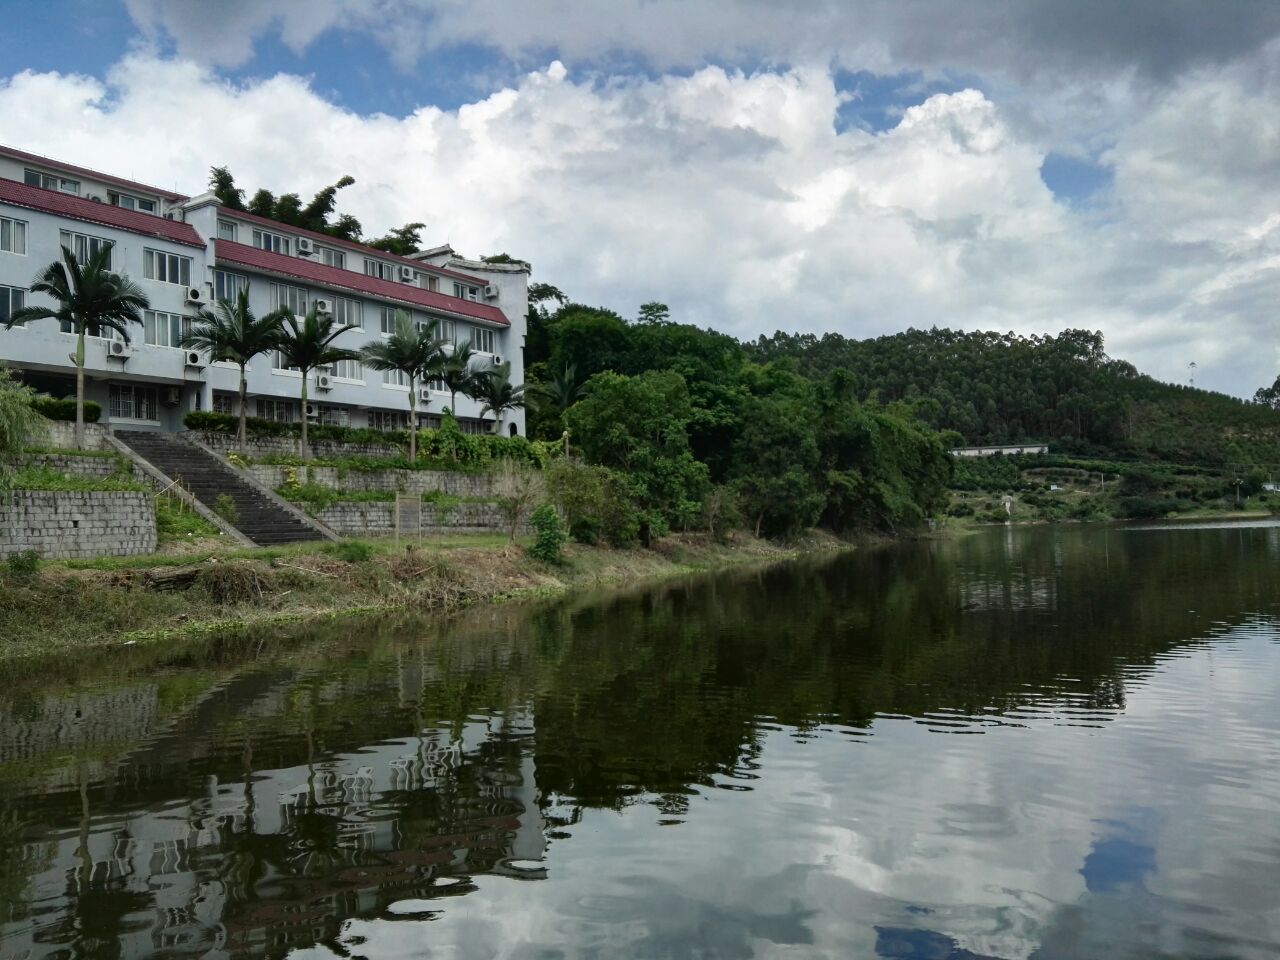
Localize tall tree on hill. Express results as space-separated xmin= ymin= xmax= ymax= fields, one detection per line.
xmin=180 ymin=288 xmax=288 ymax=450
xmin=276 ymin=306 xmax=361 ymax=459
xmin=4 ymin=246 xmax=148 ymax=448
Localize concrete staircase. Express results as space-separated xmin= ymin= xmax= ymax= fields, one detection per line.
xmin=115 ymin=431 xmax=327 ymax=547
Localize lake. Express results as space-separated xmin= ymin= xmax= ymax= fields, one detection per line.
xmin=1 ymin=521 xmax=1278 ymax=959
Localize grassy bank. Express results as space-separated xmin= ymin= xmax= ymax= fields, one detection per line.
xmin=0 ymin=532 xmax=847 ymax=661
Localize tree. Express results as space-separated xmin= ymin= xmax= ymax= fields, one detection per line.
xmin=491 ymin=457 xmax=545 ymax=541
xmin=359 ymin=311 xmax=447 ymax=461
xmin=368 ymin=222 xmax=426 ymax=256
xmin=481 ymin=252 xmax=532 ymax=269
xmin=440 ymin=341 xmax=477 ymax=414
xmin=179 ymin=288 xmax=288 ymax=449
xmin=731 ymin=393 xmax=824 ymax=538
xmin=471 ymin=362 xmax=525 ymax=434
xmin=5 ymin=245 xmax=148 ymax=448
xmin=529 ymin=363 xmax=583 ymax=440
xmin=209 ymin=166 xmax=245 ymax=210
xmin=638 ymin=301 xmax=670 ymax=324
xmin=276 ymin=306 xmax=360 ymax=458
xmin=0 ymin=367 xmax=47 ymax=486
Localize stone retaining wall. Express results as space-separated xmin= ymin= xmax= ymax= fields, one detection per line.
xmin=0 ymin=490 xmax=157 ymax=560
xmin=42 ymin=422 xmax=111 ymax=451
xmin=190 ymin=431 xmax=402 ymax=460
xmin=246 ymin=463 xmax=494 ymax=497
xmin=315 ymin=500 xmax=524 ymax=537
xmin=24 ymin=452 xmax=132 ymax=479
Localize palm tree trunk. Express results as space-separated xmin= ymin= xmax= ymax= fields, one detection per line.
xmin=408 ymin=379 xmax=418 ymax=461
xmin=238 ymin=364 xmax=249 ymax=450
xmin=74 ymin=330 xmax=86 ymax=449
xmin=299 ymin=372 xmax=309 ymax=460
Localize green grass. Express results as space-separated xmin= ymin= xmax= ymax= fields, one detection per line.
xmin=20 ymin=447 xmax=122 ymax=459
xmin=9 ymin=466 xmax=145 ymax=492
xmin=155 ymin=499 xmax=221 ymax=544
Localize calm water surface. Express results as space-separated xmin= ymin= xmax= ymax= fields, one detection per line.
xmin=2 ymin=522 xmax=1279 ymax=959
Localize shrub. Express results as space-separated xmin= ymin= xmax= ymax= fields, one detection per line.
xmin=212 ymin=493 xmax=240 ymax=525
xmin=330 ymin=539 xmax=373 ymax=563
xmin=31 ymin=396 xmax=101 ymax=423
xmin=528 ymin=504 xmax=567 ymax=563
xmin=155 ymin=499 xmax=219 ymax=543
xmin=545 ymin=460 xmax=641 ymax=546
xmin=5 ymin=550 xmax=40 ymax=579
xmin=491 ymin=457 xmax=546 ymax=540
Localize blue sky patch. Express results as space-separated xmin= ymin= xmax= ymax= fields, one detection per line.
xmin=1040 ymin=152 xmax=1114 ymax=206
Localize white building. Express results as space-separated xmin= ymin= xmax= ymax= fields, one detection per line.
xmin=0 ymin=145 xmax=528 ymax=436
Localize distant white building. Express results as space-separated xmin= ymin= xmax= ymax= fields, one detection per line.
xmin=0 ymin=145 xmax=528 ymax=435
xmin=950 ymin=443 xmax=1049 ymax=457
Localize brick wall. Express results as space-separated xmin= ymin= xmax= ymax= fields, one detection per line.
xmin=190 ymin=431 xmax=402 ymax=460
xmin=42 ymin=421 xmax=111 ymax=451
xmin=0 ymin=490 xmax=157 ymax=559
xmin=245 ymin=464 xmax=494 ymax=498
xmin=24 ymin=452 xmax=133 ymax=479
xmin=315 ymin=500 xmax=525 ymax=537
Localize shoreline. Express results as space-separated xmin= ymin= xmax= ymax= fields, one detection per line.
xmin=0 ymin=531 xmax=854 ymax=663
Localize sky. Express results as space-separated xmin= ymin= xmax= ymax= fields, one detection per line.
xmin=2 ymin=0 xmax=1279 ymax=396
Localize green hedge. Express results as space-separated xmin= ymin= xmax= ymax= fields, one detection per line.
xmin=32 ymin=397 xmax=101 ymax=423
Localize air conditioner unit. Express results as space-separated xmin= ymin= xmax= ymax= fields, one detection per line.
xmin=399 ymin=265 xmax=416 ymax=282
xmin=88 ymin=194 xmax=104 ymax=203
xmin=305 ymin=403 xmax=319 ymax=419
xmin=184 ymin=350 xmax=205 ymax=369
xmin=418 ymin=387 xmax=432 ymax=403
xmin=108 ymin=340 xmax=133 ymax=359
xmin=314 ymin=298 xmax=332 ymax=313
xmin=316 ymin=374 xmax=333 ymax=391
xmin=185 ymin=286 xmax=206 ymax=306
xmin=297 ymin=237 xmax=315 ymax=256
xmin=491 ymin=355 xmax=503 ymax=366
xmin=163 ymin=387 xmax=182 ymax=406
xmin=483 ymin=284 xmax=499 ymax=299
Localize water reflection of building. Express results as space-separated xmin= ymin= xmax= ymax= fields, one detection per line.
xmin=0 ymin=712 xmax=546 ymax=960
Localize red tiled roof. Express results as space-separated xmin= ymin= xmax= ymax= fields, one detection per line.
xmin=215 ymin=240 xmax=510 ymax=326
xmin=0 ymin=178 xmax=205 ymax=248
xmin=217 ymin=206 xmax=490 ymax=285
xmin=0 ymin=144 xmax=187 ymax=200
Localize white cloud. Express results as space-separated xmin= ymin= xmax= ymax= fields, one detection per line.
xmin=1 ymin=51 xmax=1278 ymax=394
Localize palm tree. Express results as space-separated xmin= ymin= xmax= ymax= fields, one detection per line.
xmin=472 ymin=361 xmax=526 ymax=435
xmin=359 ymin=311 xmax=447 ymax=461
xmin=440 ymin=340 xmax=477 ymax=415
xmin=4 ymin=245 xmax=148 ymax=448
xmin=179 ymin=288 xmax=287 ymax=450
xmin=276 ymin=305 xmax=360 ymax=458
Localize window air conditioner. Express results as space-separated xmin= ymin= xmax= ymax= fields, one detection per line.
xmin=108 ymin=340 xmax=133 ymax=359
xmin=305 ymin=403 xmax=319 ymax=419
xmin=483 ymin=284 xmax=499 ymax=299
xmin=185 ymin=286 xmax=207 ymax=306
xmin=316 ymin=374 xmax=333 ymax=391
xmin=297 ymin=237 xmax=315 ymax=256
xmin=163 ymin=387 xmax=182 ymax=406
xmin=491 ymin=355 xmax=502 ymax=367
xmin=314 ymin=298 xmax=332 ymax=313
xmin=184 ymin=351 xmax=205 ymax=368
xmin=418 ymin=387 xmax=432 ymax=403
xmin=399 ymin=265 xmax=416 ymax=282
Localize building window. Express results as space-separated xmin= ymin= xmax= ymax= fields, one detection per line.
xmin=365 ymin=258 xmax=396 ymax=281
xmin=378 ymin=305 xmax=398 ymax=334
xmin=426 ymin=275 xmax=439 ymax=292
xmin=256 ymin=398 xmax=297 ymax=423
xmin=457 ymin=417 xmax=490 ymax=435
xmin=109 ymin=383 xmax=159 ymax=422
xmin=382 ymin=368 xmax=411 ymax=388
xmin=61 ymin=319 xmax=120 ymax=339
xmin=0 ymin=285 xmax=25 ymax=326
xmin=426 ymin=375 xmax=446 ymax=393
xmin=453 ymin=282 xmax=479 ymax=301
xmin=143 ymin=310 xmax=190 ymax=348
xmin=0 ymin=216 xmax=27 ymax=255
xmin=109 ymin=192 xmax=156 ymax=214
xmin=217 ymin=220 xmax=238 ymax=241
xmin=212 ymin=391 xmax=236 ymax=414
xmin=213 ymin=270 xmax=249 ymax=302
xmin=270 ymin=282 xmax=308 ymax=315
xmin=252 ymin=228 xmax=291 ymax=255
xmin=308 ymin=403 xmax=343 ymax=426
xmin=317 ymin=245 xmax=346 ymax=269
xmin=435 ymin=318 xmax=455 ymax=344
xmin=24 ymin=168 xmax=79 ymax=194
xmin=331 ymin=296 xmax=362 ymax=329
xmin=60 ymin=230 xmax=113 ymax=269
xmin=143 ymin=249 xmax=192 ymax=286
xmin=329 ymin=358 xmax=364 ymax=381
xmin=471 ymin=327 xmax=496 ymax=354
xmin=369 ymin=409 xmax=412 ymax=431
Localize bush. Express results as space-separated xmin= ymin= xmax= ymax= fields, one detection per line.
xmin=527 ymin=504 xmax=567 ymax=563
xmin=545 ymin=460 xmax=642 ymax=546
xmin=155 ymin=499 xmax=219 ymax=543
xmin=330 ymin=539 xmax=373 ymax=563
xmin=5 ymin=550 xmax=40 ymax=579
xmin=31 ymin=396 xmax=101 ymax=423
xmin=212 ymin=493 xmax=240 ymax=525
